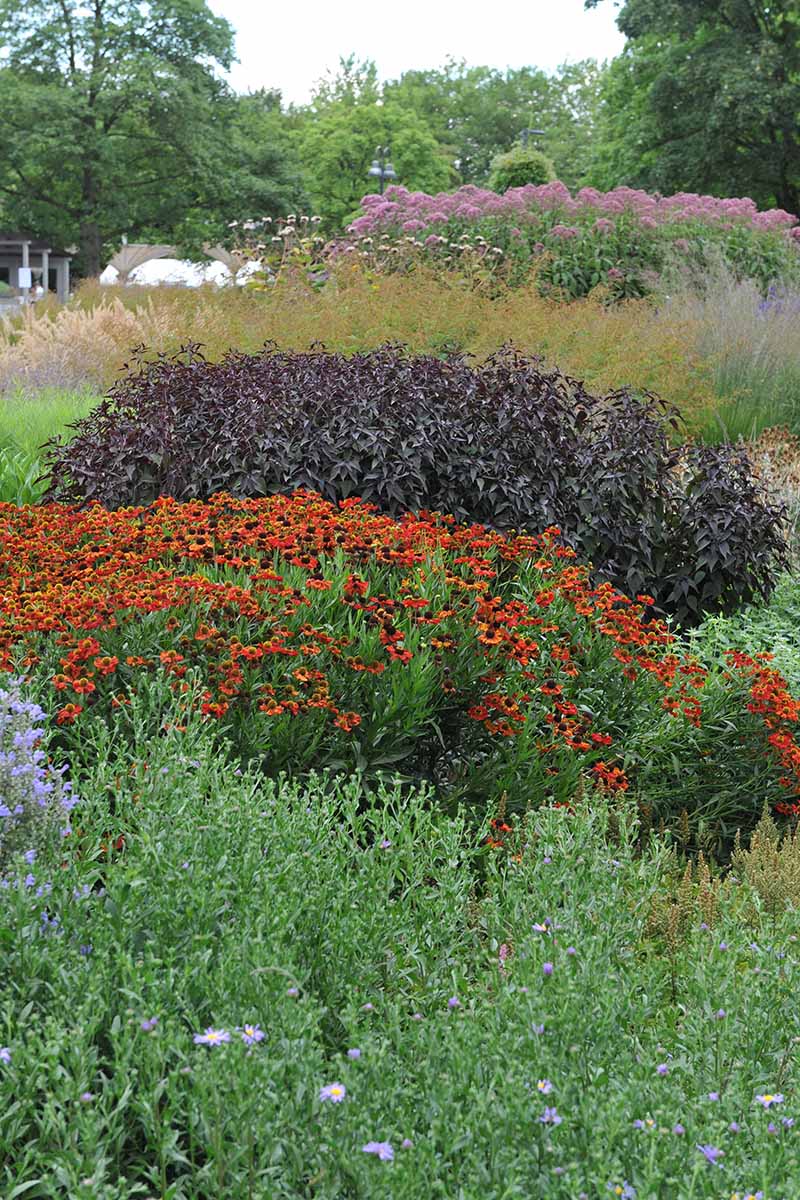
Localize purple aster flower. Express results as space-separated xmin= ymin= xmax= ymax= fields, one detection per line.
xmin=238 ymin=1023 xmax=264 ymax=1046
xmin=23 ymin=849 xmax=36 ymax=865
xmin=362 ymin=1141 xmax=394 ymax=1161
xmin=768 ymin=1122 xmax=778 ymax=1135
xmin=347 ymin=1048 xmax=361 ymax=1059
xmin=532 ymin=922 xmax=549 ymax=933
xmin=673 ymin=1123 xmax=685 ymax=1135
xmin=566 ymin=946 xmax=576 ymax=956
xmin=140 ymin=1016 xmax=158 ymax=1032
xmin=714 ymin=1008 xmax=726 ymax=1020
xmin=539 ymin=1106 xmax=562 ymax=1125
xmin=79 ymin=944 xmax=93 ymax=956
xmin=286 ymin=987 xmax=299 ymax=997
xmin=607 ymin=1185 xmax=636 ymax=1199
xmin=193 ymin=1027 xmax=230 ymax=1047
xmin=411 ymin=1012 xmax=424 ymax=1020
xmin=24 ymin=873 xmax=35 ymax=888
xmin=536 ymin=1079 xmax=553 ymax=1094
xmin=532 ymin=1022 xmax=545 ymax=1034
xmin=319 ymin=1081 xmax=346 ymax=1103
xmin=0 ymin=1047 xmax=10 ymax=1065
xmin=755 ymin=1093 xmax=784 ymax=1108
xmin=696 ymin=1144 xmax=723 ymax=1165
xmin=379 ymin=839 xmax=392 ymax=849
xmin=447 ymin=996 xmax=460 ymax=1010
xmin=782 ymin=1117 xmax=795 ymax=1129
xmin=542 ymin=962 xmax=553 ymax=976
xmin=729 ymin=1121 xmax=741 ymax=1133
xmin=361 ymin=1003 xmax=374 ymax=1012
xmin=708 ymin=1092 xmax=720 ymax=1102
xmin=656 ymin=1063 xmax=669 ymax=1076
xmin=401 ymin=1138 xmax=413 ymax=1149
xmin=79 ymin=1091 xmax=94 ymax=1103
xmin=543 ymin=855 xmax=552 ymax=864
xmin=719 ymin=942 xmax=728 ymax=951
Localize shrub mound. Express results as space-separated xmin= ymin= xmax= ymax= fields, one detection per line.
xmin=2 ymin=490 xmax=799 ymax=841
xmin=45 ymin=345 xmax=787 ymax=624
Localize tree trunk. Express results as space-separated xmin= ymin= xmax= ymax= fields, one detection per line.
xmin=80 ymin=219 xmax=102 ymax=277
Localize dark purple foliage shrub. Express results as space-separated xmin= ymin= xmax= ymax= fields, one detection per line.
xmin=44 ymin=344 xmax=788 ymax=625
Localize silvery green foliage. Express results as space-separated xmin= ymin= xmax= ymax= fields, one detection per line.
xmin=0 ymin=677 xmax=77 ymax=875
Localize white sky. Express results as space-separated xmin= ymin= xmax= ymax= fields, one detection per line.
xmin=208 ymin=0 xmax=625 ymax=105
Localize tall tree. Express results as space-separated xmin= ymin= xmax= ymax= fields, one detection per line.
xmin=384 ymin=60 xmax=604 ymax=190
xmin=298 ymin=58 xmax=453 ymax=229
xmin=585 ymin=0 xmax=800 ymax=212
xmin=0 ymin=1 xmax=302 ymax=275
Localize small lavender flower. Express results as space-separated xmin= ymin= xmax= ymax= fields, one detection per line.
xmin=542 ymin=962 xmax=553 ymax=976
xmin=566 ymin=946 xmax=576 ymax=956
xmin=767 ymin=1122 xmax=778 ymax=1135
xmin=714 ymin=1008 xmax=726 ymax=1020
xmin=286 ymin=987 xmax=299 ymax=998
xmin=401 ymin=1138 xmax=413 ymax=1149
xmin=79 ymin=1091 xmax=94 ymax=1103
xmin=607 ymin=1185 xmax=636 ymax=1199
xmin=362 ymin=1141 xmax=394 ymax=1161
xmin=656 ymin=1063 xmax=669 ymax=1076
xmin=782 ymin=1117 xmax=795 ymax=1129
xmin=696 ymin=1144 xmax=723 ymax=1165
xmin=140 ymin=1017 xmax=158 ymax=1032
xmin=319 ymin=1082 xmax=346 ymax=1103
xmin=347 ymin=1048 xmax=361 ymax=1059
xmin=378 ymin=839 xmax=392 ymax=850
xmin=708 ymin=1092 xmax=720 ymax=1102
xmin=539 ymin=1106 xmax=562 ymax=1125
xmin=79 ymin=944 xmax=93 ymax=956
xmin=536 ymin=1079 xmax=553 ymax=1094
xmin=729 ymin=1121 xmax=741 ymax=1133
xmin=0 ymin=1046 xmax=10 ymax=1065
xmin=673 ymin=1123 xmax=685 ymax=1135
xmin=411 ymin=1012 xmax=424 ymax=1020
xmin=361 ymin=1003 xmax=374 ymax=1012
xmin=238 ymin=1024 xmax=264 ymax=1046
xmin=755 ymin=1093 xmax=784 ymax=1108
xmin=719 ymin=942 xmax=728 ymax=952
xmin=532 ymin=1022 xmax=545 ymax=1035
xmin=193 ymin=1028 xmax=230 ymax=1047
xmin=447 ymin=996 xmax=460 ymax=1010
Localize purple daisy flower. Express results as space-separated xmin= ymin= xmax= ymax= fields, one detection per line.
xmin=697 ymin=1143 xmax=723 ymax=1165
xmin=193 ymin=1027 xmax=230 ymax=1047
xmin=319 ymin=1081 xmax=346 ymax=1103
xmin=362 ymin=1141 xmax=394 ymax=1161
xmin=539 ymin=1106 xmax=562 ymax=1125
xmin=238 ymin=1023 xmax=264 ymax=1046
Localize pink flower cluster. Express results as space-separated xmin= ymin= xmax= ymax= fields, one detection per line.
xmin=347 ymin=181 xmax=799 ymax=238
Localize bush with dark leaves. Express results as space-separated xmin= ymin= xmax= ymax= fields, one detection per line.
xmin=44 ymin=344 xmax=788 ymax=624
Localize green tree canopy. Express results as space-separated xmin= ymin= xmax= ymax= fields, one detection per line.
xmin=0 ymin=1 xmax=304 ymax=275
xmin=585 ymin=0 xmax=800 ymax=212
xmin=298 ymin=58 xmax=453 ymax=229
xmin=384 ymin=60 xmax=604 ymax=190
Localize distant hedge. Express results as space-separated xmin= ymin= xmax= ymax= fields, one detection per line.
xmin=45 ymin=344 xmax=787 ymax=624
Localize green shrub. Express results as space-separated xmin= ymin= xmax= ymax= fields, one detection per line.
xmin=488 ymin=144 xmax=556 ymax=192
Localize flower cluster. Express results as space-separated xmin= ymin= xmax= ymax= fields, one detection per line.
xmin=336 ymin=182 xmax=800 ymax=300
xmin=349 ymin=182 xmax=798 ymax=236
xmin=0 ymin=675 xmax=77 ymax=874
xmin=0 ymin=491 xmax=797 ymax=822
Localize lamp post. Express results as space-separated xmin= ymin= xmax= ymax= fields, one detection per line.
xmin=367 ymin=145 xmax=397 ymax=195
xmin=519 ymin=128 xmax=546 ymax=148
